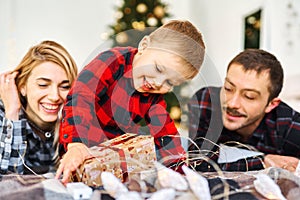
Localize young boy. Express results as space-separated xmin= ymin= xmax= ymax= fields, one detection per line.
xmin=55 ymin=20 xmax=205 ymax=183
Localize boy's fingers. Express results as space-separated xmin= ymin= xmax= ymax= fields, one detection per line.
xmin=61 ymin=168 xmax=71 ymax=184
xmin=55 ymin=163 xmax=64 ymax=179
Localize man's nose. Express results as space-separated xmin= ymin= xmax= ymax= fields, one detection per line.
xmin=227 ymin=93 xmax=241 ymax=109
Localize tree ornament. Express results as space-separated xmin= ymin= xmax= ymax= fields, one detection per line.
xmin=147 ymin=17 xmax=158 ymax=26
xmin=124 ymin=7 xmax=131 ymax=15
xmin=136 ymin=3 xmax=147 ymax=13
xmin=154 ymin=5 xmax=165 ymax=18
xmin=116 ymin=32 xmax=128 ymax=44
xmin=132 ymin=21 xmax=145 ymax=31
xmin=114 ymin=11 xmax=124 ymax=19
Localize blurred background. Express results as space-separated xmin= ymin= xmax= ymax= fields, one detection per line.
xmin=1 ymin=0 xmax=299 ymax=118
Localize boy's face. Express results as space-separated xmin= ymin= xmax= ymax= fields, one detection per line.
xmin=220 ymin=64 xmax=279 ymax=136
xmin=132 ymin=48 xmax=188 ymax=94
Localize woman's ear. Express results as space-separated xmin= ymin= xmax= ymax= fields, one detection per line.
xmin=20 ymin=86 xmax=26 ymax=96
xmin=138 ymin=36 xmax=150 ymax=53
xmin=265 ymin=97 xmax=281 ymax=113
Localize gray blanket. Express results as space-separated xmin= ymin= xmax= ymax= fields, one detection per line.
xmin=0 ymin=173 xmax=73 ymax=200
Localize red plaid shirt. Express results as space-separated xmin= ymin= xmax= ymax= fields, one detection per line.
xmin=59 ymin=47 xmax=185 ymax=165
xmin=188 ymin=87 xmax=300 ymax=171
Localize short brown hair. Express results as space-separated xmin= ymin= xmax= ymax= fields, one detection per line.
xmin=227 ymin=49 xmax=283 ymax=101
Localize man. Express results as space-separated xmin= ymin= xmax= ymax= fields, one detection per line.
xmin=188 ymin=49 xmax=300 ymax=172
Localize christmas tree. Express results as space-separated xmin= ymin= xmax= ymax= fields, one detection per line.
xmin=109 ymin=0 xmax=171 ymax=47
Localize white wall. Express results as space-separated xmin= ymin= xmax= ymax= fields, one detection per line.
xmin=0 ymin=0 xmax=116 ymax=71
xmin=1 ymin=0 xmax=299 ymax=110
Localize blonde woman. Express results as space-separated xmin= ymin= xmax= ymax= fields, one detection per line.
xmin=0 ymin=40 xmax=77 ymax=174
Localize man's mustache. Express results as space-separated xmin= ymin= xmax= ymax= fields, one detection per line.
xmin=223 ymin=107 xmax=247 ymax=118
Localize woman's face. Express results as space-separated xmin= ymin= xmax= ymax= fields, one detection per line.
xmin=21 ymin=61 xmax=71 ymax=125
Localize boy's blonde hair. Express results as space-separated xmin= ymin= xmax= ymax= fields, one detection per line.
xmin=148 ymin=20 xmax=205 ymax=79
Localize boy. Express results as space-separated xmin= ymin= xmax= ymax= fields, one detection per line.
xmin=56 ymin=20 xmax=205 ymax=183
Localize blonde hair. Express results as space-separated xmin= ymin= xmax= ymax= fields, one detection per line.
xmin=148 ymin=20 xmax=205 ymax=79
xmin=14 ymin=40 xmax=78 ymax=92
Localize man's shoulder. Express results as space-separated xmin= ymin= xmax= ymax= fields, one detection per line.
xmin=274 ymin=101 xmax=300 ymax=119
xmin=264 ymin=101 xmax=300 ymax=127
xmin=189 ymin=86 xmax=221 ymax=111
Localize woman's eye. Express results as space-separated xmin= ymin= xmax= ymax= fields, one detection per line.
xmin=60 ymin=85 xmax=71 ymax=90
xmin=38 ymin=84 xmax=48 ymax=88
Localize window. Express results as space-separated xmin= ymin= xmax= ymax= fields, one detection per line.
xmin=244 ymin=9 xmax=261 ymax=49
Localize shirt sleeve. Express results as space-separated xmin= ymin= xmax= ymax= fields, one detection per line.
xmin=188 ymin=87 xmax=216 ymax=151
xmin=191 ymin=146 xmax=265 ymax=172
xmin=146 ymin=96 xmax=186 ymax=167
xmin=59 ymin=50 xmax=123 ymax=150
xmin=0 ymin=103 xmax=26 ymax=173
xmin=281 ymin=110 xmax=300 ymax=157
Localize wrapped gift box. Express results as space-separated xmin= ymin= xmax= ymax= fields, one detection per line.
xmin=73 ymin=133 xmax=156 ymax=187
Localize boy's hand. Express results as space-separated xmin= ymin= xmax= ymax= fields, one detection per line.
xmin=264 ymin=154 xmax=299 ymax=172
xmin=55 ymin=143 xmax=92 ymax=184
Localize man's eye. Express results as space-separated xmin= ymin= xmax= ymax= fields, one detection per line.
xmin=245 ymin=95 xmax=256 ymax=100
xmin=224 ymin=86 xmax=232 ymax=92
xmin=246 ymin=96 xmax=255 ymax=100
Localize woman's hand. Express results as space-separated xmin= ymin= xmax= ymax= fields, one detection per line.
xmin=264 ymin=154 xmax=299 ymax=172
xmin=0 ymin=71 xmax=20 ymax=120
xmin=55 ymin=143 xmax=93 ymax=184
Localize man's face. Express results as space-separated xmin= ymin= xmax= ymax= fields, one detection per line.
xmin=220 ymin=63 xmax=275 ymax=136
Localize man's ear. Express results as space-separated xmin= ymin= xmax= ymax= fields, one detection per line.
xmin=265 ymin=97 xmax=281 ymax=113
xmin=137 ymin=36 xmax=150 ymax=53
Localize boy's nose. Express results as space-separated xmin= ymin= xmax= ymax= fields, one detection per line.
xmin=155 ymin=76 xmax=166 ymax=87
xmin=154 ymin=81 xmax=162 ymax=88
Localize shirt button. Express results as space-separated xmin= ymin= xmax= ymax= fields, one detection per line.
xmin=63 ymin=134 xmax=68 ymax=139
xmin=7 ymin=124 xmax=12 ymax=129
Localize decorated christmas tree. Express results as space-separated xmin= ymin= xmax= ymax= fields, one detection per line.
xmin=109 ymin=0 xmax=171 ymax=47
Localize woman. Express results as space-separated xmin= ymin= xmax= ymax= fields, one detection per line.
xmin=0 ymin=40 xmax=78 ymax=174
